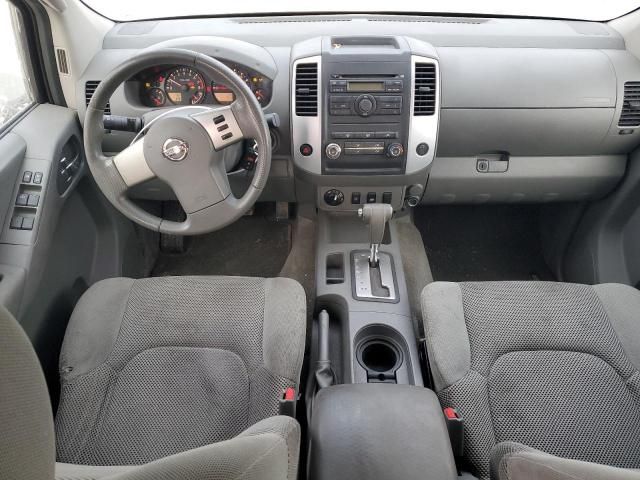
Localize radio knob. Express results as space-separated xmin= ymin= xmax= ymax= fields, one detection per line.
xmin=387 ymin=143 xmax=404 ymax=158
xmin=355 ymin=95 xmax=376 ymax=117
xmin=326 ymin=143 xmax=342 ymax=160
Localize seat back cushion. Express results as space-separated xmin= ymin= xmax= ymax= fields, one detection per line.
xmin=423 ymin=281 xmax=640 ymax=479
xmin=0 ymin=306 xmax=55 ymax=480
xmin=55 ymin=276 xmax=306 ymax=466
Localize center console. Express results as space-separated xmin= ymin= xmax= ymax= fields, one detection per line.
xmin=295 ymin=35 xmax=451 ymax=479
xmin=309 ymin=384 xmax=457 ymax=480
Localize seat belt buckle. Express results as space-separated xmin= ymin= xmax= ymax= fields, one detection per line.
xmin=443 ymin=407 xmax=464 ymax=458
xmin=279 ymin=387 xmax=297 ymax=417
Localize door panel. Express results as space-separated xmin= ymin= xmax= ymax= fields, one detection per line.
xmin=0 ymin=104 xmax=150 ymax=406
xmin=0 ymin=133 xmax=25 ymax=232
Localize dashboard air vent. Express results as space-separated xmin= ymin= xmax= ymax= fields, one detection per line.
xmin=619 ymin=81 xmax=640 ymax=127
xmin=413 ymin=63 xmax=436 ymax=116
xmin=295 ymin=63 xmax=318 ymax=117
xmin=55 ymin=47 xmax=70 ymax=75
xmin=85 ymin=81 xmax=110 ymax=115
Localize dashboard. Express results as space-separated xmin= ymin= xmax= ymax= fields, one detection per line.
xmin=131 ymin=62 xmax=273 ymax=108
xmin=76 ymin=15 xmax=640 ymax=208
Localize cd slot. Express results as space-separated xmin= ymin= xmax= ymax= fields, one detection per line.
xmin=332 ymin=73 xmax=399 ymax=79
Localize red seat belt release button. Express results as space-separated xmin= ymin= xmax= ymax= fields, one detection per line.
xmin=279 ymin=387 xmax=297 ymax=417
xmin=443 ymin=407 xmax=464 ymax=457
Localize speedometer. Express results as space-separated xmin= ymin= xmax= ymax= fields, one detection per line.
xmin=164 ymin=67 xmax=206 ymax=105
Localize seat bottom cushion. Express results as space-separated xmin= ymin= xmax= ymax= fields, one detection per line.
xmin=422 ymin=281 xmax=640 ymax=479
xmin=55 ymin=416 xmax=300 ymax=480
xmin=55 ymin=276 xmax=306 ymax=466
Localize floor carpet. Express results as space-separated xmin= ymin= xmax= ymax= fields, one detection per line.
xmin=414 ymin=205 xmax=555 ymax=282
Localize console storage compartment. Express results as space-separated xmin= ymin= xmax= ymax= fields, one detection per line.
xmin=309 ymin=384 xmax=457 ymax=480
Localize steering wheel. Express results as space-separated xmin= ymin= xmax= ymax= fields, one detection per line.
xmin=84 ymin=48 xmax=271 ymax=235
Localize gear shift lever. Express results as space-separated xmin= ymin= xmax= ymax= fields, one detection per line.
xmin=358 ymin=203 xmax=393 ymax=267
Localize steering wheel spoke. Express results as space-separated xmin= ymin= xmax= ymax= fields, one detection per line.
xmin=190 ymin=105 xmax=245 ymax=151
xmin=112 ymin=138 xmax=156 ymax=187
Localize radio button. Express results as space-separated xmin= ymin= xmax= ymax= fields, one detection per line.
xmin=332 ymin=132 xmax=355 ymax=139
xmin=330 ymin=80 xmax=347 ymax=93
xmin=331 ymin=101 xmax=350 ymax=109
xmin=379 ymin=102 xmax=402 ymax=109
xmin=385 ymin=80 xmax=404 ymax=92
xmin=379 ymin=108 xmax=402 ymax=115
xmin=345 ymin=142 xmax=384 ymax=149
xmin=330 ymin=109 xmax=351 ymax=116
xmin=375 ymin=131 xmax=398 ymax=139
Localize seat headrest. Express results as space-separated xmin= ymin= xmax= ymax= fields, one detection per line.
xmin=0 ymin=305 xmax=55 ymax=480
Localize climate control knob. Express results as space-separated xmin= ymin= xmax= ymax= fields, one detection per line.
xmin=326 ymin=143 xmax=342 ymax=160
xmin=387 ymin=143 xmax=404 ymax=158
xmin=324 ymin=189 xmax=344 ymax=206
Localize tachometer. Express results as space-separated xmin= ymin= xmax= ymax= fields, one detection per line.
xmin=164 ymin=67 xmax=206 ymax=105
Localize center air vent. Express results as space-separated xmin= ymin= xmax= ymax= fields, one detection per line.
xmin=413 ymin=63 xmax=436 ymax=116
xmin=295 ymin=63 xmax=318 ymax=117
xmin=85 ymin=81 xmax=110 ymax=114
xmin=619 ymin=81 xmax=640 ymax=127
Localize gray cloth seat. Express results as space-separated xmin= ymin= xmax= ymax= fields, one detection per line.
xmin=491 ymin=441 xmax=640 ymax=480
xmin=421 ymin=281 xmax=640 ymax=480
xmin=0 ymin=275 xmax=306 ymax=480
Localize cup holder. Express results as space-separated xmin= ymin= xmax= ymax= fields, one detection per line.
xmin=357 ymin=338 xmax=402 ymax=382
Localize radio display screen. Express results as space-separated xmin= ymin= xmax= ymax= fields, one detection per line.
xmin=347 ymin=81 xmax=385 ymax=92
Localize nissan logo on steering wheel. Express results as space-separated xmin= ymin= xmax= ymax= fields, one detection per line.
xmin=162 ymin=138 xmax=189 ymax=162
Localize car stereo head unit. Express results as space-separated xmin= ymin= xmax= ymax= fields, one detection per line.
xmin=323 ymin=64 xmax=411 ymax=174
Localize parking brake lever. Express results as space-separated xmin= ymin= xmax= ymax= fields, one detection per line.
xmin=315 ymin=310 xmax=336 ymax=391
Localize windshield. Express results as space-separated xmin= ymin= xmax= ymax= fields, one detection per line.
xmin=82 ymin=0 xmax=639 ymax=22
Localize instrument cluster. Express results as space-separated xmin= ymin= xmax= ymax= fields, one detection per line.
xmin=135 ymin=62 xmax=272 ymax=108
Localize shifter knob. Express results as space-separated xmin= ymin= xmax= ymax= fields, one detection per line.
xmin=359 ymin=203 xmax=393 ymax=266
